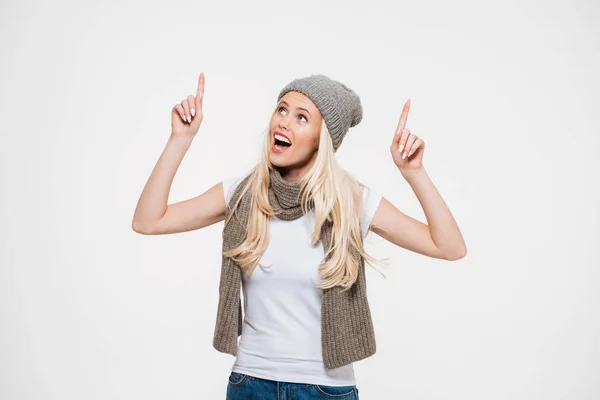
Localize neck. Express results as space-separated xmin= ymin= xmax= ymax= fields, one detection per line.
xmin=278 ymin=167 xmax=303 ymax=183
xmin=277 ymin=153 xmax=317 ymax=183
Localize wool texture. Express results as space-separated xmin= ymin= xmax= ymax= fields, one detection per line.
xmin=212 ymin=167 xmax=376 ymax=369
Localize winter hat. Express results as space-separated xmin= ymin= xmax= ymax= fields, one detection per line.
xmin=277 ymin=74 xmax=363 ymax=152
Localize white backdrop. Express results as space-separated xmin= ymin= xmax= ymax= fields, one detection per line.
xmin=1 ymin=0 xmax=599 ymax=398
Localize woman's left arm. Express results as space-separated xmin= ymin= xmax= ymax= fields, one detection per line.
xmin=369 ymin=99 xmax=467 ymax=261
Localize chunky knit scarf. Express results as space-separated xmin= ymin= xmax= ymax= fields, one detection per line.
xmin=212 ymin=167 xmax=376 ymax=369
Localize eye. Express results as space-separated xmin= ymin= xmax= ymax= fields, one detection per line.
xmin=277 ymin=106 xmax=307 ymax=122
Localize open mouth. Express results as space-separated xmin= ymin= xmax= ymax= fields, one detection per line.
xmin=273 ymin=133 xmax=292 ymax=152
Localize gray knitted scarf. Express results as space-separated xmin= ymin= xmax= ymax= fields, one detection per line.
xmin=212 ymin=167 xmax=376 ymax=369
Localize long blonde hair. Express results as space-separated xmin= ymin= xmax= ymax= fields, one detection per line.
xmin=223 ymin=118 xmax=386 ymax=290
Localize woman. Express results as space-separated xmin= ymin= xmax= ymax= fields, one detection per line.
xmin=132 ymin=72 xmax=467 ymax=399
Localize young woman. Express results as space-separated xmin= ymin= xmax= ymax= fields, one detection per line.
xmin=132 ymin=72 xmax=467 ymax=399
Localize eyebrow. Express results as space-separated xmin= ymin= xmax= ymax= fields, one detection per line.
xmin=278 ymin=100 xmax=312 ymax=117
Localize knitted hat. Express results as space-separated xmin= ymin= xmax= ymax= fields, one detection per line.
xmin=277 ymin=74 xmax=363 ymax=152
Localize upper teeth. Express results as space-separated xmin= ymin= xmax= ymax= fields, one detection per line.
xmin=275 ymin=134 xmax=291 ymax=144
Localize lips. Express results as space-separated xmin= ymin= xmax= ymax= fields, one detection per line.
xmin=274 ymin=130 xmax=292 ymax=144
xmin=272 ymin=130 xmax=292 ymax=153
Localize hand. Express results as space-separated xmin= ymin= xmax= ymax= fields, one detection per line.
xmin=171 ymin=72 xmax=205 ymax=140
xmin=390 ymin=99 xmax=425 ymax=176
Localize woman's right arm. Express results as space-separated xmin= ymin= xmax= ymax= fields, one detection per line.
xmin=131 ymin=72 xmax=227 ymax=235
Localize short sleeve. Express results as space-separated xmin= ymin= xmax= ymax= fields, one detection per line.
xmin=360 ymin=185 xmax=383 ymax=239
xmin=221 ymin=175 xmax=245 ymax=210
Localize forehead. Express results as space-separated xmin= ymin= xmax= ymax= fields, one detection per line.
xmin=279 ymin=91 xmax=318 ymax=112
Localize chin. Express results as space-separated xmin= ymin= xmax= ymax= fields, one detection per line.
xmin=268 ymin=155 xmax=288 ymax=168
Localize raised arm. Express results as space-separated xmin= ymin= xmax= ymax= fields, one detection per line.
xmin=132 ymin=72 xmax=227 ymax=235
xmin=369 ymin=99 xmax=466 ymax=260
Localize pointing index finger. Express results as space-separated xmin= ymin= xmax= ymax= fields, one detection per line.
xmin=196 ymin=72 xmax=205 ymax=99
xmin=396 ymin=98 xmax=411 ymax=134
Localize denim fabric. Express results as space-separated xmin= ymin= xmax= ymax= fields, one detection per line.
xmin=226 ymin=371 xmax=360 ymax=399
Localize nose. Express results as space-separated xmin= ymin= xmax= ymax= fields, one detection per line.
xmin=278 ymin=114 xmax=291 ymax=130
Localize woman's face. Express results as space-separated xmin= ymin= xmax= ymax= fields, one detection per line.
xmin=269 ymin=91 xmax=323 ymax=182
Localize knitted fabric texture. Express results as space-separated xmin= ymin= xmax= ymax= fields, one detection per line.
xmin=212 ymin=167 xmax=377 ymax=369
xmin=277 ymin=74 xmax=363 ymax=152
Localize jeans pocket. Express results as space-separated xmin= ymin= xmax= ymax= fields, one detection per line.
xmin=314 ymin=384 xmax=356 ymax=398
xmin=227 ymin=371 xmax=247 ymax=386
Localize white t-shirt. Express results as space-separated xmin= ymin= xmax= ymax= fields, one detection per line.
xmin=222 ymin=175 xmax=383 ymax=386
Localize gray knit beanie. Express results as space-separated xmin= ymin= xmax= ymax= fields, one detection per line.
xmin=277 ymin=74 xmax=363 ymax=152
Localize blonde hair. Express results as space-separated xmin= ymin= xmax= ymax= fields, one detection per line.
xmin=223 ymin=118 xmax=386 ymax=290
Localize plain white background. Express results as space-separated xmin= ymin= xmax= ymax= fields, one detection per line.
xmin=1 ymin=0 xmax=599 ymax=398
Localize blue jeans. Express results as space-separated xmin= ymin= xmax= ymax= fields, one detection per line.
xmin=226 ymin=371 xmax=360 ymax=399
